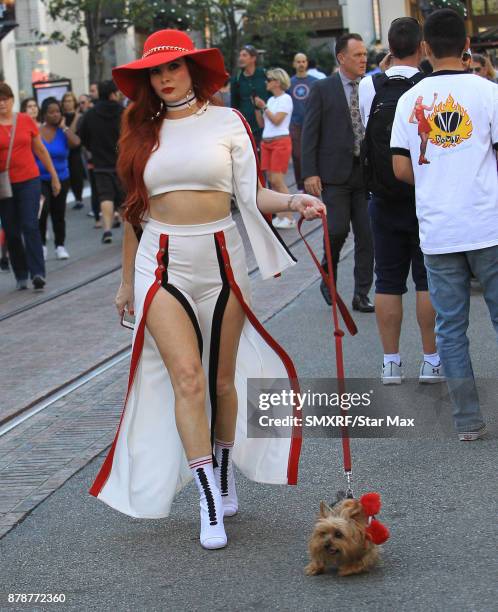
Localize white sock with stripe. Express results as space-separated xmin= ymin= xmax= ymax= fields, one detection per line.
xmin=214 ymin=440 xmax=238 ymax=517
xmin=189 ymin=455 xmax=227 ymax=550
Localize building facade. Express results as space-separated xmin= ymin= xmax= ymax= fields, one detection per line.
xmin=0 ymin=0 xmax=137 ymax=106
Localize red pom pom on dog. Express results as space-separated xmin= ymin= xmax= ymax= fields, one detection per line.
xmin=366 ymin=519 xmax=390 ymax=545
xmin=360 ymin=492 xmax=381 ymax=516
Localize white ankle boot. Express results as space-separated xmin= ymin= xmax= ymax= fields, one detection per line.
xmin=214 ymin=440 xmax=238 ymax=517
xmin=189 ymin=456 xmax=227 ymax=550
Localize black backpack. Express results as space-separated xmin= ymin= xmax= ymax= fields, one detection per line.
xmin=361 ymin=72 xmax=424 ymax=201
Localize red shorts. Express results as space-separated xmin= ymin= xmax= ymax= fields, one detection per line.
xmin=260 ymin=136 xmax=292 ymax=174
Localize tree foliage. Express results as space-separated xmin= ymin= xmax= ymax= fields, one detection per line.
xmin=417 ymin=0 xmax=467 ymax=17
xmin=41 ymin=0 xmax=158 ymax=82
xmin=41 ymin=0 xmax=311 ymax=82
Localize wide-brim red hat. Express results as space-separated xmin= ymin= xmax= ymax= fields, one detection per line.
xmin=112 ymin=29 xmax=229 ymax=101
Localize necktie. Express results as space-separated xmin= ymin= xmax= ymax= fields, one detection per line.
xmin=349 ymin=81 xmax=363 ymax=157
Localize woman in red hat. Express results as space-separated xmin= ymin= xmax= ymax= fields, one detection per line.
xmin=89 ymin=29 xmax=325 ymax=550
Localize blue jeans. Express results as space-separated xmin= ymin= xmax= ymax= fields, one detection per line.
xmin=0 ymin=177 xmax=44 ymax=281
xmin=424 ymin=246 xmax=498 ymax=432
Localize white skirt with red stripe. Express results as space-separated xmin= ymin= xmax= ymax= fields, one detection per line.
xmin=89 ymin=215 xmax=302 ymax=518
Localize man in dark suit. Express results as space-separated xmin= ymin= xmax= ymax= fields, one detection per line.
xmin=302 ymin=33 xmax=374 ymax=312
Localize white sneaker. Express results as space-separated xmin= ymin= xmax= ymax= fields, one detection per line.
xmin=419 ymin=361 xmax=445 ymax=384
xmin=458 ymin=425 xmax=487 ymax=441
xmin=272 ymin=216 xmax=296 ymax=229
xmin=55 ymin=246 xmax=70 ymax=260
xmin=382 ymin=361 xmax=403 ymax=385
xmin=42 ymin=245 xmax=48 ymax=260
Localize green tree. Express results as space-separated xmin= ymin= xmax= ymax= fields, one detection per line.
xmin=41 ymin=0 xmax=304 ymax=82
xmin=191 ymin=0 xmax=300 ymax=74
xmin=41 ymin=0 xmax=165 ymax=82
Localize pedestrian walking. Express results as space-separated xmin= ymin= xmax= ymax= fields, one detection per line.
xmin=88 ymin=29 xmax=325 ymax=550
xmin=230 ymin=44 xmax=268 ymax=152
xmin=359 ymin=17 xmax=442 ymax=385
xmin=61 ymin=92 xmax=86 ymax=210
xmin=20 ymin=98 xmax=40 ymax=126
xmin=302 ymin=33 xmax=375 ymax=312
xmin=391 ymin=9 xmax=498 ymax=441
xmin=77 ymin=94 xmax=100 ymax=225
xmin=0 ymin=83 xmax=60 ymax=290
xmin=254 ymin=68 xmax=295 ymax=228
xmin=288 ymin=53 xmax=317 ymax=192
xmin=78 ymin=80 xmax=124 ymax=244
xmin=37 ymin=98 xmax=81 ymax=260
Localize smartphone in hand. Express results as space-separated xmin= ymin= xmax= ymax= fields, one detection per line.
xmin=120 ymin=309 xmax=135 ymax=330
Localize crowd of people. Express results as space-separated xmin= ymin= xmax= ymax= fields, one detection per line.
xmin=0 ymin=80 xmax=125 ymax=290
xmin=0 ymin=9 xmax=496 ymax=449
xmin=85 ymin=10 xmax=497 ymax=555
xmin=0 ymin=15 xmax=495 ymax=297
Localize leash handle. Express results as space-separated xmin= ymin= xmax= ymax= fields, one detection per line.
xmin=297 ymin=212 xmax=353 ymax=476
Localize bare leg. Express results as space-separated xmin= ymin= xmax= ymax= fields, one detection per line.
xmin=375 ymin=294 xmax=403 ymax=354
xmin=146 ymin=288 xmax=211 ymax=460
xmin=215 ymin=291 xmax=246 ymax=442
xmin=271 ymin=172 xmax=293 ymax=222
xmin=416 ymin=290 xmax=437 ymax=354
xmin=100 ymin=199 xmax=114 ymax=233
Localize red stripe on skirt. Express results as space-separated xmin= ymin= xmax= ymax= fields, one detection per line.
xmin=89 ymin=234 xmax=169 ymax=497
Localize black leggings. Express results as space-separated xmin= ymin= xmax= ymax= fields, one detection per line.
xmin=39 ymin=179 xmax=70 ymax=247
xmin=68 ymin=148 xmax=85 ymax=202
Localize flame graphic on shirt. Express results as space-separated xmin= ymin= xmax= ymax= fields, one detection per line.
xmin=428 ymin=94 xmax=472 ymax=148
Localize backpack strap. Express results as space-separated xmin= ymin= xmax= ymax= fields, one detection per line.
xmin=409 ymin=71 xmax=425 ymax=86
xmin=372 ymin=73 xmax=389 ymax=93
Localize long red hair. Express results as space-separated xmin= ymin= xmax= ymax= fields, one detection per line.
xmin=117 ymin=58 xmax=222 ymax=226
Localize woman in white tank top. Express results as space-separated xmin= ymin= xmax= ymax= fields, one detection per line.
xmin=89 ymin=29 xmax=325 ymax=550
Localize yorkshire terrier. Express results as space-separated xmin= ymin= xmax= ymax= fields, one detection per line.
xmin=305 ymin=491 xmax=389 ymax=577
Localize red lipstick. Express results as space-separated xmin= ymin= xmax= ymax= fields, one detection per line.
xmin=162 ymin=87 xmax=174 ymax=93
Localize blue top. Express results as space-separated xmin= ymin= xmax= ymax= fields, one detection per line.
xmin=36 ymin=127 xmax=70 ymax=182
xmin=287 ymin=75 xmax=318 ymax=126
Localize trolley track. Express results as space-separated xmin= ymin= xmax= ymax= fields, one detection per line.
xmin=1 ymin=220 xmax=323 ymax=437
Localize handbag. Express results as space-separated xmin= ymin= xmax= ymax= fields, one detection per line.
xmin=0 ymin=113 xmax=18 ymax=199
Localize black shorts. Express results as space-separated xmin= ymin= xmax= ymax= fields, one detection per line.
xmin=94 ymin=171 xmax=125 ymax=209
xmin=368 ymin=196 xmax=428 ymax=295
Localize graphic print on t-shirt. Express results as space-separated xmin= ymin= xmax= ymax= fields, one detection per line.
xmin=408 ymin=93 xmax=438 ymax=165
xmin=427 ymin=94 xmax=473 ymax=148
xmin=293 ymin=84 xmax=311 ymax=100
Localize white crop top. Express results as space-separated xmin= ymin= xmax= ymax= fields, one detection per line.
xmin=145 ymin=105 xmax=243 ymax=196
xmin=142 ymin=105 xmax=297 ymax=280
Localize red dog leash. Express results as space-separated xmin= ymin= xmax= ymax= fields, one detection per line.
xmin=297 ymin=212 xmax=357 ymax=495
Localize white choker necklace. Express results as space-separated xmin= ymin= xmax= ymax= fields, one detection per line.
xmin=166 ymin=93 xmax=198 ymax=112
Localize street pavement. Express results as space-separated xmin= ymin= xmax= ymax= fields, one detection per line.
xmin=1 ymin=222 xmax=496 ymax=610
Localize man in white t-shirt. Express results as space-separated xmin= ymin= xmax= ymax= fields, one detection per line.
xmin=359 ymin=17 xmax=441 ymax=386
xmin=391 ymin=9 xmax=498 ymax=441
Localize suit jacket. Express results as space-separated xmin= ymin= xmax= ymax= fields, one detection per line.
xmin=301 ymin=72 xmax=356 ymax=185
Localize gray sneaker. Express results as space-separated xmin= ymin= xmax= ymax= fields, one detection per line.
xmin=382 ymin=361 xmax=403 ymax=385
xmin=458 ymin=425 xmax=487 ymax=442
xmin=419 ymin=361 xmax=445 ymax=383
